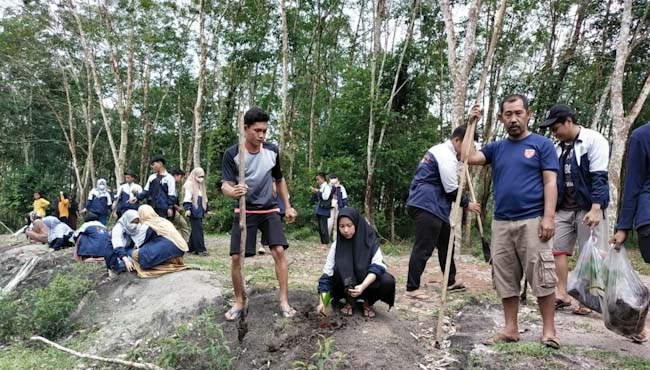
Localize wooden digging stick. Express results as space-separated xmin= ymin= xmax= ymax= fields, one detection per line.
xmin=434 ymin=0 xmax=508 ymax=348
xmin=434 ymin=118 xmax=478 ymax=348
xmin=237 ymin=110 xmax=249 ymax=342
xmin=465 ymin=165 xmax=485 ymax=240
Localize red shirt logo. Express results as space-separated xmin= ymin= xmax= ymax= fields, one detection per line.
xmin=524 ymin=149 xmax=536 ymax=158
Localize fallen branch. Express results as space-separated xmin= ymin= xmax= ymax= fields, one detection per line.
xmin=30 ymin=336 xmax=163 ymax=370
xmin=0 ymin=220 xmax=15 ymax=234
xmin=1 ymin=257 xmax=40 ymax=295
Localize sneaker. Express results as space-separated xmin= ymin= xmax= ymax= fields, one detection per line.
xmin=258 ymin=246 xmax=266 ymax=255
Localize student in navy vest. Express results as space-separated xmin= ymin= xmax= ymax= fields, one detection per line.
xmin=183 ymin=167 xmax=208 ymax=256
xmin=312 ymin=173 xmax=332 ymax=249
xmin=84 ymin=179 xmax=113 ymax=225
xmin=42 ymin=216 xmax=74 ymax=250
xmin=540 ymin=104 xmax=610 ymax=316
xmin=405 ymin=125 xmax=481 ymax=300
xmin=138 ymin=155 xmax=177 ymax=219
xmin=611 ymin=122 xmax=650 ymax=343
xmin=468 ymin=95 xmax=560 ymax=349
xmin=115 ymin=170 xmax=143 ymax=218
xmin=73 ymin=212 xmax=112 ymax=261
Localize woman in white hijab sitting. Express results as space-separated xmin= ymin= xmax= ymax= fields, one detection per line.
xmin=114 ymin=205 xmax=189 ymax=278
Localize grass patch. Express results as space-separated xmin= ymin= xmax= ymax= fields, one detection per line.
xmin=133 ymin=308 xmax=234 ymax=369
xmin=289 ymin=227 xmax=320 ymax=242
xmin=583 ymin=349 xmax=650 ymax=370
xmin=0 ymin=266 xmax=94 ymax=342
xmin=381 ymin=241 xmax=412 ymax=256
xmin=492 ymin=341 xmax=554 ymax=359
xmin=0 ymin=342 xmax=80 ymax=370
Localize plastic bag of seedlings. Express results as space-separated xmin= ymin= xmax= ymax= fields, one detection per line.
xmin=601 ymin=246 xmax=650 ymax=337
xmin=567 ymin=232 xmax=604 ymax=312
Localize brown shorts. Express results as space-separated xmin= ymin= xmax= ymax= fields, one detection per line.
xmin=491 ymin=217 xmax=557 ymax=299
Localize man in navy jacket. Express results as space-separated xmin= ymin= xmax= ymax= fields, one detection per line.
xmin=405 ymin=120 xmax=481 ymax=299
xmin=540 ymin=104 xmax=609 ymax=315
xmin=610 ymin=122 xmax=650 ymax=343
xmin=612 ymin=122 xmax=650 ymax=262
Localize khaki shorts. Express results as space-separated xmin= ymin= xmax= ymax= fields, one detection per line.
xmin=491 ymin=217 xmax=557 ymax=299
xmin=553 ymin=209 xmax=608 ymax=256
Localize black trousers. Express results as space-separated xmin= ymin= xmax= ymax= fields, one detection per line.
xmin=332 ymin=272 xmax=396 ymax=307
xmin=406 ymin=206 xmax=455 ymax=291
xmin=189 ymin=217 xmax=206 ymax=253
xmin=639 ymin=225 xmax=650 ymax=264
xmin=317 ymin=215 xmax=330 ymax=244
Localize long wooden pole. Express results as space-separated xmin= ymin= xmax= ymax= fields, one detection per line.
xmin=465 ymin=165 xmax=485 ymax=238
xmin=434 ymin=0 xmax=509 ymax=348
xmin=434 ymin=119 xmax=477 ymax=348
xmin=237 ymin=111 xmax=249 ymax=342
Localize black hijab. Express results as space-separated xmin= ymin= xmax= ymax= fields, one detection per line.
xmin=334 ymin=208 xmax=379 ymax=287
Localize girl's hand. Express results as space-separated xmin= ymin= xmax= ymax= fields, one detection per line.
xmin=185 ymin=210 xmax=191 ymax=217
xmin=348 ymin=284 xmax=365 ymax=297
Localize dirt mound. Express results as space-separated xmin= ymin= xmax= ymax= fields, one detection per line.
xmin=78 ymin=270 xmax=223 ymax=354
xmin=219 ymin=288 xmax=425 ymax=370
xmin=0 ymin=239 xmax=98 ymax=294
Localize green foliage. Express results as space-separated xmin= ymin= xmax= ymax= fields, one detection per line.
xmin=292 ymin=335 xmax=346 ymax=370
xmin=0 ymin=342 xmax=80 ymax=370
xmin=155 ymin=309 xmax=234 ymax=370
xmin=0 ymin=271 xmax=93 ymax=342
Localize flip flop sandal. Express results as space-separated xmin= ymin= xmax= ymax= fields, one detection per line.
xmin=555 ymin=299 xmax=572 ymax=310
xmin=572 ymin=306 xmax=592 ymax=316
xmin=225 ymin=308 xmax=243 ymax=321
xmin=405 ymin=292 xmax=432 ymax=301
xmin=340 ymin=304 xmax=353 ymax=316
xmin=628 ymin=332 xmax=648 ymax=343
xmin=482 ymin=333 xmax=520 ymax=346
xmin=541 ymin=336 xmax=561 ymax=349
xmin=362 ymin=305 xmax=376 ymax=318
xmin=447 ymin=282 xmax=467 ymax=293
xmin=281 ymin=307 xmax=297 ymax=318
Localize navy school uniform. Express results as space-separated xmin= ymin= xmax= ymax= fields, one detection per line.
xmin=116 ymin=183 xmax=143 ymax=216
xmin=138 ymin=172 xmax=177 ymax=217
xmin=184 ymin=193 xmax=207 ymax=254
xmin=136 ymin=227 xmax=185 ymax=269
xmin=87 ymin=190 xmax=112 ymax=224
xmin=74 ymin=221 xmax=113 ymax=258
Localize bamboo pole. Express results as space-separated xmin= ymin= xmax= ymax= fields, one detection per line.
xmin=237 ymin=111 xmax=249 ymax=343
xmin=465 ymin=166 xmax=484 ymax=238
xmin=435 ymin=0 xmax=509 ymax=347
xmin=434 ymin=119 xmax=478 ymax=348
